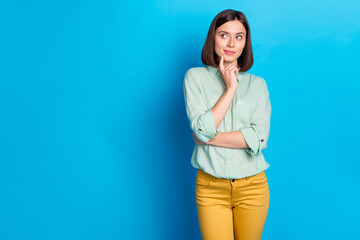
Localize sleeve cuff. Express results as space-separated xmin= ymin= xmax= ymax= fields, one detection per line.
xmin=195 ymin=109 xmax=219 ymax=143
xmin=240 ymin=127 xmax=261 ymax=157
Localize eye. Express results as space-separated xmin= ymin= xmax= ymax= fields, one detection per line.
xmin=220 ymin=34 xmax=227 ymax=38
xmin=236 ymin=35 xmax=243 ymax=39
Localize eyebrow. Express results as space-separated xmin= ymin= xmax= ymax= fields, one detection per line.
xmin=219 ymin=31 xmax=245 ymax=35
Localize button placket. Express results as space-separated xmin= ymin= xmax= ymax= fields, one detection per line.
xmin=225 ymin=111 xmax=232 ymax=177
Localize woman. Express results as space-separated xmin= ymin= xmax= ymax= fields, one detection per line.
xmin=183 ymin=9 xmax=272 ymax=240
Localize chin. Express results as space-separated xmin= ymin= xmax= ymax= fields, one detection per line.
xmin=224 ymin=56 xmax=236 ymax=62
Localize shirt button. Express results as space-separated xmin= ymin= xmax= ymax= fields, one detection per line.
xmin=227 ymin=127 xmax=230 ymax=130
xmin=261 ymin=139 xmax=264 ymax=142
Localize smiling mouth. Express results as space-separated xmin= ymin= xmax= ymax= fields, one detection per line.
xmin=224 ymin=50 xmax=235 ymax=55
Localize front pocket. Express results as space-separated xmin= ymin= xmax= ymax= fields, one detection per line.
xmin=248 ymin=171 xmax=267 ymax=184
xmin=195 ymin=170 xmax=211 ymax=186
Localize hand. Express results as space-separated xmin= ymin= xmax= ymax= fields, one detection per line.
xmin=192 ymin=132 xmax=206 ymax=145
xmin=219 ymin=54 xmax=239 ymax=90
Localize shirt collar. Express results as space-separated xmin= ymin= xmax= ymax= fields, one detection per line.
xmin=206 ymin=65 xmax=240 ymax=83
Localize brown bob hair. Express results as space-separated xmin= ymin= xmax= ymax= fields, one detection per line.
xmin=201 ymin=9 xmax=254 ymax=72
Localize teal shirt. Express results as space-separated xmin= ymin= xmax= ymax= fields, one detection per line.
xmin=183 ymin=65 xmax=271 ymax=179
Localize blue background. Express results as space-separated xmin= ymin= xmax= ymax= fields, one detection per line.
xmin=1 ymin=1 xmax=359 ymax=239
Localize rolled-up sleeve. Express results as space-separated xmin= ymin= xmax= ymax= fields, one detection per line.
xmin=183 ymin=69 xmax=219 ymax=143
xmin=240 ymin=78 xmax=271 ymax=157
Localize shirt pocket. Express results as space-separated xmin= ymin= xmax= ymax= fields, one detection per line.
xmin=233 ymin=98 xmax=257 ymax=127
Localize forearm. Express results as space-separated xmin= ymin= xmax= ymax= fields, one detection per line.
xmin=206 ymin=130 xmax=249 ymax=149
xmin=211 ymin=87 xmax=237 ymax=129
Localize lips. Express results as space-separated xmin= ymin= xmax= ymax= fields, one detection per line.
xmin=224 ymin=50 xmax=235 ymax=55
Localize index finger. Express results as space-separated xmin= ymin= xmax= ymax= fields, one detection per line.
xmin=219 ymin=54 xmax=224 ymax=71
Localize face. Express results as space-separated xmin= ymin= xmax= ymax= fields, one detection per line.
xmin=214 ymin=20 xmax=247 ymax=67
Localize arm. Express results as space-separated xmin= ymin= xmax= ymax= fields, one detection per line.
xmin=184 ymin=55 xmax=239 ymax=143
xmin=184 ymin=69 xmax=238 ymax=143
xmin=183 ymin=69 xmax=219 ymax=143
xmin=204 ymin=78 xmax=271 ymax=156
xmin=240 ymin=78 xmax=271 ymax=157
xmin=211 ymin=87 xmax=237 ymax=129
xmin=212 ymin=56 xmax=238 ymax=129
xmin=205 ymin=131 xmax=249 ymax=149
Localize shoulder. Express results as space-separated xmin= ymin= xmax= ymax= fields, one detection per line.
xmin=184 ymin=67 xmax=209 ymax=83
xmin=247 ymin=72 xmax=265 ymax=84
xmin=184 ymin=67 xmax=207 ymax=76
xmin=247 ymin=72 xmax=268 ymax=89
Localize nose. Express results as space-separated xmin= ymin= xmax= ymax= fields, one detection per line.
xmin=228 ymin=36 xmax=234 ymax=47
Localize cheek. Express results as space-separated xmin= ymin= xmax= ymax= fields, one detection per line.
xmin=215 ymin=38 xmax=226 ymax=47
xmin=236 ymin=43 xmax=245 ymax=53
xmin=214 ymin=42 xmax=223 ymax=55
xmin=237 ymin=41 xmax=245 ymax=49
xmin=215 ymin=41 xmax=228 ymax=54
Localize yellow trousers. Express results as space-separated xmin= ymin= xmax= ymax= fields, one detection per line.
xmin=195 ymin=169 xmax=270 ymax=240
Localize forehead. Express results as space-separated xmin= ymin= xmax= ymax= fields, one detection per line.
xmin=216 ymin=20 xmax=246 ymax=34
